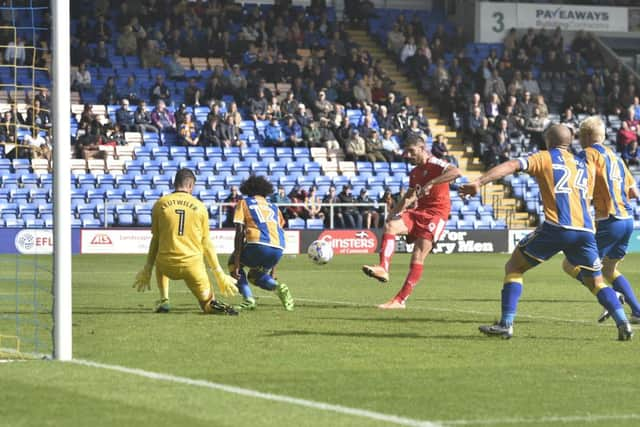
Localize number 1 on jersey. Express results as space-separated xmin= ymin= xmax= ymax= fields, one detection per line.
xmin=175 ymin=209 xmax=185 ymax=235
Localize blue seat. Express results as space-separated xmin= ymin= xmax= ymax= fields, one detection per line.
xmin=116 ymin=174 xmax=135 ymax=188
xmin=153 ymin=175 xmax=172 ymax=188
xmin=106 ymin=188 xmax=125 ymax=201
xmin=5 ymin=218 xmax=25 ymax=228
xmin=136 ymin=214 xmax=152 ymax=226
xmin=293 ymin=147 xmax=310 ymax=160
xmin=198 ymin=190 xmax=217 ymax=202
xmin=152 ymin=146 xmax=170 ymax=160
xmin=25 ymin=218 xmax=45 ymax=228
xmin=161 ymin=161 xmax=178 ymax=175
xmin=196 ymin=161 xmax=214 ymax=175
xmin=268 ymin=161 xmax=286 ymax=174
xmin=205 ymin=147 xmax=223 ymax=159
xmin=390 ymin=162 xmax=407 ymax=175
xmin=356 ymin=161 xmax=373 ymax=175
xmin=12 ymin=158 xmax=31 ymax=173
xmin=275 ymin=147 xmax=293 ymax=161
xmin=143 ymin=189 xmax=163 ymax=202
xmin=10 ymin=188 xmax=30 ymax=203
xmin=223 ymin=146 xmax=241 ymax=160
xmin=303 ymin=162 xmax=322 ymax=175
xmin=96 ymin=174 xmax=116 ymax=188
xmin=306 ymin=218 xmax=324 ymax=229
xmin=287 ymin=217 xmax=305 ymax=229
xmin=30 ymin=188 xmax=49 ymax=203
xmin=286 ymin=162 xmax=303 ymax=175
xmin=373 ymin=162 xmax=391 ymax=175
xmin=170 ymin=146 xmax=188 ymax=159
xmin=134 ymin=146 xmax=153 ymax=161
xmin=143 ymin=160 xmax=162 ymax=175
xmin=134 ymin=175 xmax=153 ymax=188
xmin=82 ymin=218 xmax=102 ymax=228
xmin=20 ymin=173 xmax=40 ymax=186
xmin=125 ymin=159 xmax=144 ymax=174
xmin=125 ymin=189 xmax=144 ymax=202
xmin=179 ymin=160 xmax=199 ymax=171
xmin=188 ymin=146 xmax=205 ymax=160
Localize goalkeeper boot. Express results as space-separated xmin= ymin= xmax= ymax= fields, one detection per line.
xmin=618 ymin=322 xmax=633 ymax=341
xmin=597 ymin=292 xmax=626 ymax=323
xmin=362 ymin=265 xmax=389 ymax=283
xmin=275 ymin=282 xmax=294 ymax=311
xmin=210 ymin=300 xmax=239 ymax=316
xmin=236 ymin=297 xmax=257 ymax=311
xmin=479 ymin=322 xmax=513 ymax=339
xmin=154 ymin=298 xmax=170 ymax=313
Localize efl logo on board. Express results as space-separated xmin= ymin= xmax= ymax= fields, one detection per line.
xmin=14 ymin=229 xmax=54 ymax=255
xmin=318 ymin=230 xmax=377 ymax=254
xmin=90 ymin=234 xmax=113 ymax=245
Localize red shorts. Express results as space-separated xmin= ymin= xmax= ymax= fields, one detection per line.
xmin=401 ymin=209 xmax=447 ymax=242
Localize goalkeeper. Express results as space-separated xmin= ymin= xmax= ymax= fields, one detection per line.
xmin=133 ymin=168 xmax=239 ymax=315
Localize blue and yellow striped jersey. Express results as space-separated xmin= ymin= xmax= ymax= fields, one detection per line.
xmin=233 ymin=196 xmax=286 ymax=249
xmin=585 ymin=143 xmax=635 ymax=220
xmin=519 ymin=148 xmax=594 ymax=232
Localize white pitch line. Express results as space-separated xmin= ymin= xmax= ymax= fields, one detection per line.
xmin=437 ymin=413 xmax=640 ymax=426
xmin=68 ymin=359 xmax=640 ymax=427
xmin=69 ymin=358 xmax=441 ymax=427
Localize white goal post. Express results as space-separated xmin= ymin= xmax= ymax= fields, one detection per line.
xmin=52 ymin=0 xmax=71 ymax=361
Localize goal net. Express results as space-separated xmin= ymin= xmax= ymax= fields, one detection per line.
xmin=0 ymin=0 xmax=53 ymax=360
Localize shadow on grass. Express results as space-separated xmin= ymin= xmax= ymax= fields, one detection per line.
xmin=420 ymin=298 xmax=589 ymax=304
xmin=267 ymin=329 xmax=601 ymax=341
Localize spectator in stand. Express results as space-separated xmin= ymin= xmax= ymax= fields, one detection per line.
xmin=517 ymin=91 xmax=536 ymax=120
xmin=94 ymin=40 xmax=111 ymax=67
xmin=270 ymin=185 xmax=290 ymax=219
xmin=249 ymin=89 xmax=268 ymax=122
xmin=198 ymin=116 xmax=222 ymax=147
xmin=222 ymin=186 xmax=242 ymax=228
xmin=183 ymin=78 xmax=201 ymax=107
xmin=524 ymin=107 xmax=547 ymax=151
xmin=345 ymin=129 xmax=367 ymax=161
xmin=403 ymin=118 xmax=427 ymax=142
xmin=287 ymin=185 xmax=308 ymax=221
xmin=281 ymin=91 xmax=298 ymax=117
xmin=358 ymin=188 xmax=379 ymax=229
xmin=115 ymin=98 xmax=137 ymax=132
xmin=282 ymin=115 xmax=303 ymax=147
xmin=353 ymin=79 xmax=372 ymax=105
xmin=220 ymin=114 xmax=243 ymax=147
xmin=522 ymin=71 xmax=541 ymax=97
xmin=4 ymin=35 xmax=25 ymax=65
xmin=318 ymin=117 xmax=340 ymax=151
xmin=376 ymin=105 xmax=393 ymax=131
xmin=98 ymin=76 xmax=118 ymax=105
xmin=228 ymin=64 xmax=248 ymax=104
xmin=134 ymin=100 xmax=159 ymax=136
xmin=381 ymin=128 xmax=403 ymax=161
xmin=294 ymin=103 xmax=313 ymax=132
xmin=304 ymin=186 xmax=324 ymax=221
xmin=485 ymin=92 xmax=502 ymax=124
xmin=266 ymin=96 xmax=283 ymax=120
xmin=165 ymin=50 xmax=186 ymax=80
xmin=120 ymin=74 xmax=142 ymax=105
xmin=226 ymin=102 xmax=243 ymax=127
xmin=151 ymin=100 xmax=176 ymax=137
xmin=337 ymin=185 xmax=363 ymax=229
xmin=313 ymin=89 xmax=334 ymax=119
xmin=578 ymin=82 xmax=597 ymax=115
xmin=365 ymin=129 xmax=387 ymax=162
xmin=400 ymin=36 xmax=417 ymax=64
xmin=178 ymin=112 xmax=199 ymax=146
xmin=264 ymin=117 xmax=286 ymax=147
xmin=431 ymin=134 xmax=458 ymax=167
xmin=149 ymin=74 xmax=171 ymax=105
xmin=0 ymin=111 xmax=17 ymax=143
xmin=322 ymin=185 xmax=340 ymax=228
xmin=303 ymin=120 xmax=323 ymax=148
xmin=484 ymin=69 xmax=506 ymax=101
xmin=618 ymin=120 xmax=638 ymax=164
xmin=71 ymin=61 xmax=92 ymax=92
xmin=117 ymin=25 xmax=137 ymax=56
xmin=387 ymin=22 xmax=405 ymax=57
xmin=468 ymin=93 xmax=485 ymax=118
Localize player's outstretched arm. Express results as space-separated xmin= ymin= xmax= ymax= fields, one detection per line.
xmin=133 ymin=233 xmax=158 ymax=292
xmin=428 ymin=165 xmax=462 ymax=187
xmin=388 ymin=187 xmax=417 ymax=220
xmin=459 ymin=159 xmax=521 ymax=198
xmin=204 ymin=239 xmax=238 ymax=297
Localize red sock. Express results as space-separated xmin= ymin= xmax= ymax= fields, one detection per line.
xmin=395 ymin=263 xmax=424 ymax=303
xmin=379 ymin=233 xmax=396 ymax=272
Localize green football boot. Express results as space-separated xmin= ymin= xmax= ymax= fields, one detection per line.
xmin=236 ymin=297 xmax=257 ymax=311
xmin=154 ymin=298 xmax=170 ymax=313
xmin=275 ymin=283 xmax=294 ymax=311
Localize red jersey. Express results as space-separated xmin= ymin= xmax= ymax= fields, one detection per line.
xmin=408 ymin=156 xmax=451 ymax=216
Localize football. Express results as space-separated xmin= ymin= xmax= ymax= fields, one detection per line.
xmin=307 ymin=240 xmax=333 ymax=265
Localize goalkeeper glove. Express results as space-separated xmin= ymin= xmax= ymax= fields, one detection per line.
xmin=212 ymin=267 xmax=239 ymax=297
xmin=133 ymin=264 xmax=152 ymax=292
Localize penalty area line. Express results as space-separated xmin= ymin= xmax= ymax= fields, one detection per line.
xmin=69 ymin=358 xmax=441 ymax=427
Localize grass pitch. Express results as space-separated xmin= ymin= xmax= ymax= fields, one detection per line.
xmin=2 ymin=253 xmax=640 ymax=427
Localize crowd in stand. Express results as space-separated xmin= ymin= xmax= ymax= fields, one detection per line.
xmin=63 ymin=1 xmax=452 ymax=171
xmin=384 ymin=15 xmax=640 ymax=170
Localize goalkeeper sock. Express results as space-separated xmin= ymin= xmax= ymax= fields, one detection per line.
xmin=157 ymin=274 xmax=169 ymax=301
xmin=395 ymin=263 xmax=423 ymax=303
xmin=612 ymin=275 xmax=640 ymax=316
xmin=379 ymin=233 xmax=396 ymax=272
xmin=236 ymin=270 xmax=253 ymax=300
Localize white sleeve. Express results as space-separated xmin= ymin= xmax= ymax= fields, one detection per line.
xmin=517 ymin=157 xmax=529 ymax=171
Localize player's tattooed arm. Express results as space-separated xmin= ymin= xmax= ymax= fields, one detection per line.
xmin=459 ymin=159 xmax=521 ymax=197
xmin=388 ymin=187 xmax=417 ymax=218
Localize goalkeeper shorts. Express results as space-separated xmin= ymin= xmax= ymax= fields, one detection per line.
xmin=156 ymin=259 xmax=211 ymax=303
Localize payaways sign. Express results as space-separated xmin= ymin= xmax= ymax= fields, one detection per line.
xmin=401 ymin=230 xmax=508 ymax=254
xmin=81 ymin=229 xmax=300 ymax=255
xmin=317 ymin=229 xmax=378 ymax=254
xmin=477 ymin=2 xmax=628 ymax=43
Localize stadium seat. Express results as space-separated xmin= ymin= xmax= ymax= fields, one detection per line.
xmin=287 ymin=218 xmax=305 ymax=229
xmin=306 ymin=218 xmax=324 ymax=229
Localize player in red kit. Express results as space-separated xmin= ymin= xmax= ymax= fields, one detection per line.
xmin=362 ymin=136 xmax=462 ymax=308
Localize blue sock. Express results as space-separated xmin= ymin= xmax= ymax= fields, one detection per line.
xmin=612 ymin=275 xmax=640 ymax=316
xmin=500 ymin=282 xmax=522 ymax=327
xmin=254 ymin=272 xmax=277 ymax=291
xmin=236 ymin=270 xmax=253 ymax=300
xmin=596 ymin=287 xmax=628 ymax=325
